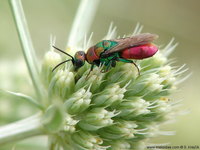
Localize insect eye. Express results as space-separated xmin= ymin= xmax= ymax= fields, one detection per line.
xmin=80 ymin=52 xmax=85 ymax=56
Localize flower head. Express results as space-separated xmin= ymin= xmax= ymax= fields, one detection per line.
xmin=40 ymin=23 xmax=188 ymax=149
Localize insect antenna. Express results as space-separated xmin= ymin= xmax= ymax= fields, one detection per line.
xmin=52 ymin=59 xmax=72 ymax=72
xmin=52 ymin=46 xmax=74 ymax=62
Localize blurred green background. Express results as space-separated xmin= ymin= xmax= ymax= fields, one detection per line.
xmin=0 ymin=0 xmax=200 ymax=149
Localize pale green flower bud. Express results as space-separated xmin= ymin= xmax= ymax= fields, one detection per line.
xmin=49 ymin=69 xmax=75 ymax=99
xmin=64 ymin=88 xmax=92 ymax=114
xmin=126 ymin=73 xmax=163 ymax=97
xmin=92 ymin=84 xmax=126 ymax=107
xmin=71 ymin=130 xmax=106 ymax=150
xmin=105 ymin=63 xmax=138 ymax=86
xmin=140 ymin=51 xmax=167 ymax=69
xmin=150 ymin=99 xmax=172 ymax=121
xmin=99 ymin=120 xmax=139 ymax=140
xmin=159 ymin=65 xmax=172 ymax=77
xmin=158 ymin=66 xmax=176 ymax=86
xmin=41 ymin=51 xmax=62 ymax=86
xmin=63 ymin=114 xmax=79 ymax=133
xmin=75 ymin=67 xmax=104 ymax=92
xmin=78 ymin=108 xmax=116 ymax=131
xmin=117 ymin=97 xmax=151 ymax=119
xmin=43 ymin=51 xmax=62 ymax=68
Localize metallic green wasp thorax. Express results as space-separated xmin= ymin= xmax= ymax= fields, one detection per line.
xmin=95 ymin=40 xmax=118 ymax=52
xmin=86 ymin=40 xmax=118 ymax=65
xmin=94 ymin=40 xmax=119 ymax=68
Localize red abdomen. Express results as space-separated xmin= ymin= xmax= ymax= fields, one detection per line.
xmin=120 ymin=43 xmax=158 ymax=60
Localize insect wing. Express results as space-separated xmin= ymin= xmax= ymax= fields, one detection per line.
xmin=104 ymin=33 xmax=158 ymax=55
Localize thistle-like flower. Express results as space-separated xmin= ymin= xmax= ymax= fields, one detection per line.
xmin=0 ymin=0 xmax=190 ymax=150
xmin=40 ymin=31 xmax=187 ymax=149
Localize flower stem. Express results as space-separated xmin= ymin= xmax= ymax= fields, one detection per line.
xmin=9 ymin=0 xmax=43 ymax=101
xmin=0 ymin=114 xmax=45 ymax=145
xmin=67 ymin=0 xmax=100 ymax=49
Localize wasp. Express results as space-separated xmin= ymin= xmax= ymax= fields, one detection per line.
xmin=52 ymin=33 xmax=158 ymax=76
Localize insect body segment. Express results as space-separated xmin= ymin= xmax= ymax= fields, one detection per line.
xmin=120 ymin=43 xmax=158 ymax=59
xmin=52 ymin=33 xmax=159 ymax=76
xmin=86 ymin=40 xmax=118 ymax=64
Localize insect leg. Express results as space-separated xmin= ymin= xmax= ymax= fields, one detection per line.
xmin=100 ymin=56 xmax=118 ymax=72
xmin=116 ymin=58 xmax=140 ymax=75
xmin=86 ymin=63 xmax=95 ymax=78
xmin=100 ymin=60 xmax=113 ymax=73
xmin=111 ymin=59 xmax=116 ymax=67
xmin=105 ymin=61 xmax=112 ymax=72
